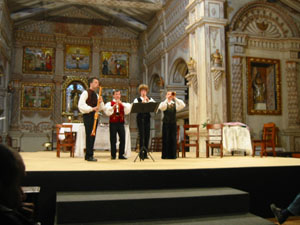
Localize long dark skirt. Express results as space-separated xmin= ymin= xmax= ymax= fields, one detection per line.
xmin=162 ymin=122 xmax=177 ymax=159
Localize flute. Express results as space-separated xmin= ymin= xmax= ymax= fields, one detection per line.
xmin=91 ymin=87 xmax=102 ymax=136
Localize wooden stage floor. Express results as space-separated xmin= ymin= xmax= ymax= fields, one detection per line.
xmin=20 ymin=150 xmax=300 ymax=172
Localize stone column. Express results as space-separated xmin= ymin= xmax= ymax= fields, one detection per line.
xmin=55 ymin=33 xmax=66 ymax=75
xmin=186 ymin=0 xmax=227 ymax=125
xmin=9 ymin=79 xmax=21 ymax=130
xmin=231 ymin=56 xmax=243 ymax=122
xmin=53 ymin=76 xmax=63 ymax=125
xmin=92 ymin=37 xmax=100 ymax=78
xmin=286 ymin=61 xmax=300 ymax=128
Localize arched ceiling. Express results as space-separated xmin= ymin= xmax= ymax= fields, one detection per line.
xmin=7 ymin=0 xmax=165 ymax=34
xmin=279 ymin=0 xmax=300 ymax=13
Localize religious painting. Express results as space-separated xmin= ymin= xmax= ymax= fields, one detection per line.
xmin=247 ymin=57 xmax=281 ymax=115
xmin=100 ymin=52 xmax=129 ymax=78
xmin=102 ymin=87 xmax=129 ymax=103
xmin=21 ymin=83 xmax=54 ymax=111
xmin=62 ymin=76 xmax=88 ymax=116
xmin=22 ymin=47 xmax=55 ymax=74
xmin=65 ymin=45 xmax=91 ymax=72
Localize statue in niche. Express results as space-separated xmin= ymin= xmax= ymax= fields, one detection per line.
xmin=71 ymin=83 xmax=82 ymax=111
xmin=252 ymin=70 xmax=266 ymax=105
xmin=211 ymin=49 xmax=223 ymax=67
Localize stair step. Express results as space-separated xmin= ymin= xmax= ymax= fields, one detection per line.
xmin=66 ymin=213 xmax=274 ymax=225
xmin=56 ymin=187 xmax=249 ymax=224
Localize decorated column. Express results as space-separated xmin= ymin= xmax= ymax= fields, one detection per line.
xmin=286 ymin=61 xmax=300 ymax=128
xmin=231 ymin=56 xmax=243 ymax=122
xmin=186 ymin=0 xmax=227 ymax=126
xmin=53 ymin=76 xmax=63 ymax=125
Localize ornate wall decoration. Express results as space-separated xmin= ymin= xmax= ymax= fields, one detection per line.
xmin=286 ymin=61 xmax=300 ymax=127
xmin=231 ymin=56 xmax=243 ymax=122
xmin=185 ymin=57 xmax=197 ymax=93
xmin=210 ymin=49 xmax=225 ymax=90
xmin=23 ymin=47 xmax=55 ymax=74
xmin=150 ymin=74 xmax=163 ymax=94
xmin=65 ymin=45 xmax=91 ymax=72
xmin=100 ymin=52 xmax=129 ymax=78
xmin=21 ymin=83 xmax=54 ymax=111
xmin=247 ymin=57 xmax=281 ymax=115
xmin=20 ymin=121 xmax=52 ymax=133
xmin=230 ymin=2 xmax=299 ymax=38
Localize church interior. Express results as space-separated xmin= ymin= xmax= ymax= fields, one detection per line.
xmin=0 ymin=0 xmax=300 ymax=224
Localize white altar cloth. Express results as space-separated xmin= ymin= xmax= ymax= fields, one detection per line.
xmin=222 ymin=125 xmax=252 ymax=155
xmin=62 ymin=123 xmax=131 ymax=158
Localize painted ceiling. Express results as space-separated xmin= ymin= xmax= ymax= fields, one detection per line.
xmin=7 ymin=0 xmax=165 ymax=35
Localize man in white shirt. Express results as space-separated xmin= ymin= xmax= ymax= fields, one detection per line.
xmin=78 ymin=77 xmax=104 ymax=161
xmin=158 ymin=91 xmax=185 ymax=159
xmin=133 ymin=84 xmax=155 ymax=159
xmin=104 ymin=90 xmax=131 ymax=159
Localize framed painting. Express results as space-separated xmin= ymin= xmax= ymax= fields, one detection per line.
xmin=102 ymin=87 xmax=129 ymax=103
xmin=21 ymin=83 xmax=54 ymax=111
xmin=247 ymin=57 xmax=281 ymax=115
xmin=100 ymin=52 xmax=129 ymax=78
xmin=65 ymin=45 xmax=91 ymax=72
xmin=23 ymin=47 xmax=55 ymax=74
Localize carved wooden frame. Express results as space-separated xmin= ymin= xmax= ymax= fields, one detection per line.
xmin=62 ymin=76 xmax=88 ymax=117
xmin=21 ymin=83 xmax=54 ymax=111
xmin=247 ymin=57 xmax=281 ymax=115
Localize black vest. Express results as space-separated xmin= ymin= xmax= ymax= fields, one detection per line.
xmin=86 ymin=89 xmax=98 ymax=107
xmin=163 ymin=102 xmax=176 ymax=124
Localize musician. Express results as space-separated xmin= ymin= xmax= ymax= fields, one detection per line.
xmin=104 ymin=90 xmax=132 ymax=160
xmin=133 ymin=84 xmax=155 ymax=159
xmin=78 ymin=77 xmax=104 ymax=161
xmin=158 ymin=91 xmax=185 ymax=159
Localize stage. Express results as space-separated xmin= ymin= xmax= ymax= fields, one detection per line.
xmin=20 ymin=151 xmax=300 ymax=225
xmin=21 ymin=150 xmax=300 ymax=171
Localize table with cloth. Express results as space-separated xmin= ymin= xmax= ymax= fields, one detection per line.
xmin=61 ymin=123 xmax=131 ymax=158
xmin=207 ymin=122 xmax=252 ymax=155
xmin=222 ymin=122 xmax=252 ymax=155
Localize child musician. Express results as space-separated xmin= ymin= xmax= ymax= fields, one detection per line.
xmin=133 ymin=84 xmax=155 ymax=159
xmin=104 ymin=90 xmax=131 ymax=159
xmin=158 ymin=91 xmax=185 ymax=159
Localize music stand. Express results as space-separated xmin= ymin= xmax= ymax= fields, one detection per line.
xmin=131 ymin=102 xmax=159 ymax=162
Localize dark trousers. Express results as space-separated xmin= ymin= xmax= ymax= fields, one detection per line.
xmin=109 ymin=123 xmax=125 ymax=158
xmin=137 ymin=117 xmax=150 ymax=153
xmin=162 ymin=122 xmax=177 ymax=159
xmin=83 ymin=113 xmax=97 ymax=159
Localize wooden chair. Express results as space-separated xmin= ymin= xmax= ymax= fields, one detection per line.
xmin=149 ymin=137 xmax=162 ymax=152
xmin=206 ymin=124 xmax=223 ymax=158
xmin=149 ymin=137 xmax=156 ymax=152
xmin=56 ymin=124 xmax=76 ymax=157
xmin=181 ymin=124 xmax=200 ymax=158
xmin=252 ymin=122 xmax=276 ymax=157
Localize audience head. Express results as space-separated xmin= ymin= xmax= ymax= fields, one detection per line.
xmin=0 ymin=144 xmax=25 ymax=209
